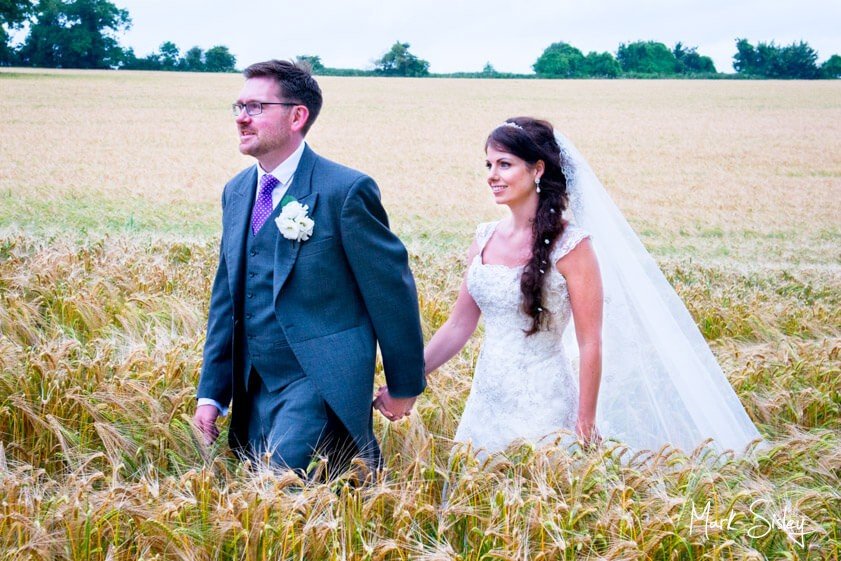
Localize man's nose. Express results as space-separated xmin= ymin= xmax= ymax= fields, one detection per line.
xmin=235 ymin=109 xmax=251 ymax=124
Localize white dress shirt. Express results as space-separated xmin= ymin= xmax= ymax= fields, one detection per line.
xmin=257 ymin=139 xmax=307 ymax=210
xmin=198 ymin=140 xmax=307 ymax=416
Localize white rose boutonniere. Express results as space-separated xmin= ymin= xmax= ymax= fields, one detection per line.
xmin=274 ymin=197 xmax=314 ymax=242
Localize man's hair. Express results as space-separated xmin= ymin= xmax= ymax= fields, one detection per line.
xmin=243 ymin=59 xmax=323 ymax=135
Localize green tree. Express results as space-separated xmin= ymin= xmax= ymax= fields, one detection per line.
xmin=733 ymin=38 xmax=759 ymax=75
xmin=181 ymin=45 xmax=203 ymax=71
xmin=119 ymin=45 xmax=137 ymax=67
xmin=374 ymin=41 xmax=429 ymax=77
xmin=21 ymin=0 xmax=130 ymax=68
xmin=295 ymin=54 xmax=324 ymax=73
xmin=821 ymin=54 xmax=841 ymax=78
xmin=673 ymin=42 xmax=716 ymax=74
xmin=777 ymin=41 xmax=820 ymax=78
xmin=533 ymin=42 xmax=585 ymax=77
xmin=616 ymin=41 xmax=677 ymax=75
xmin=203 ymin=44 xmax=236 ymax=72
xmin=157 ymin=40 xmax=179 ymax=70
xmin=482 ymin=61 xmax=496 ymax=76
xmin=1 ymin=0 xmax=33 ymax=64
xmin=734 ymin=38 xmax=820 ymax=78
xmin=582 ymin=51 xmax=621 ymax=78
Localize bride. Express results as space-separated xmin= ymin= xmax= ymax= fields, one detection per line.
xmin=375 ymin=117 xmax=762 ymax=456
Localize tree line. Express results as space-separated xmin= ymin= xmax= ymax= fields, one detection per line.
xmin=371 ymin=39 xmax=839 ymax=79
xmin=531 ymin=41 xmax=720 ymax=78
xmin=0 ymin=0 xmax=236 ymax=71
xmin=529 ymin=39 xmax=841 ymax=79
xmin=2 ymin=1 xmax=839 ymax=78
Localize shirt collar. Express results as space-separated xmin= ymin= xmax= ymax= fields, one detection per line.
xmin=257 ymin=140 xmax=306 ymax=188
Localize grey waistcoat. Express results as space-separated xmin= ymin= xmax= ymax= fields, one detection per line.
xmin=242 ymin=210 xmax=305 ymax=391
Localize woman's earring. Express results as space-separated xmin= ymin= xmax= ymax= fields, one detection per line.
xmin=535 ymin=177 xmax=541 ymax=194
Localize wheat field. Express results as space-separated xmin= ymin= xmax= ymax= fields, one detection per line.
xmin=0 ymin=68 xmax=839 ymax=560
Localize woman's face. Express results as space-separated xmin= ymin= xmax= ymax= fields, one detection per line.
xmin=486 ymin=145 xmax=540 ymax=207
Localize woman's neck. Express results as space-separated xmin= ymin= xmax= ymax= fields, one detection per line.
xmin=507 ymin=197 xmax=538 ymax=232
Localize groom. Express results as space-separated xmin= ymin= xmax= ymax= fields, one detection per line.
xmin=193 ymin=60 xmax=425 ymax=473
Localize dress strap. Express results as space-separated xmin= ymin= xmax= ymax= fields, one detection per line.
xmin=551 ymin=224 xmax=591 ymax=263
xmin=474 ymin=221 xmax=499 ymax=252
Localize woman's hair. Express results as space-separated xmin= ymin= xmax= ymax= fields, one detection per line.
xmin=486 ymin=117 xmax=569 ymax=335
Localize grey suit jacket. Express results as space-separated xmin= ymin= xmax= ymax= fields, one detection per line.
xmin=197 ymin=145 xmax=426 ymax=454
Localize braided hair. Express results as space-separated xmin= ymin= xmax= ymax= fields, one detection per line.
xmin=486 ymin=117 xmax=569 ymax=335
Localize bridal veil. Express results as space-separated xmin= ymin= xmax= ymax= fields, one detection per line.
xmin=556 ymin=132 xmax=762 ymax=454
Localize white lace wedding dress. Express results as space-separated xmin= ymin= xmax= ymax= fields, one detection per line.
xmin=453 ymin=220 xmax=591 ymax=455
xmin=451 ymin=131 xmax=763 ymax=457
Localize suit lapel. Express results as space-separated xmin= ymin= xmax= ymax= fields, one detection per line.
xmin=224 ymin=166 xmax=258 ymax=301
xmin=273 ymin=145 xmax=318 ymax=305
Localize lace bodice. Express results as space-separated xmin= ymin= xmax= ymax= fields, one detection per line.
xmin=454 ymin=221 xmax=591 ymax=455
xmin=467 ymin=221 xmax=590 ymax=346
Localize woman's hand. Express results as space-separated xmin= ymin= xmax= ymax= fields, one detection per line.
xmin=575 ymin=416 xmax=601 ymax=448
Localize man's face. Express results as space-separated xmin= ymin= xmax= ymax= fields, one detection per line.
xmin=234 ymin=77 xmax=295 ymax=165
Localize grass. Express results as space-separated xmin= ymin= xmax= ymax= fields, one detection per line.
xmin=0 ymin=68 xmax=838 ymax=559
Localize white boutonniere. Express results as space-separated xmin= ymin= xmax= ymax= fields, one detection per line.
xmin=274 ymin=196 xmax=314 ymax=242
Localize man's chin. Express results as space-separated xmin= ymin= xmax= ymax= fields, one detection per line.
xmin=238 ymin=143 xmax=257 ymax=157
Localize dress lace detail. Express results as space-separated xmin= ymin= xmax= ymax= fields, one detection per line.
xmin=454 ymin=221 xmax=591 ymax=455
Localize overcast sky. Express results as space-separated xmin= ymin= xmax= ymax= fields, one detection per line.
xmin=116 ymin=0 xmax=841 ymax=74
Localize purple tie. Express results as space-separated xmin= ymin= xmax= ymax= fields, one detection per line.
xmin=251 ymin=174 xmax=279 ymax=235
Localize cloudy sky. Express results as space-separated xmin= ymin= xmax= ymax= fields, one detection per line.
xmin=116 ymin=0 xmax=841 ymax=74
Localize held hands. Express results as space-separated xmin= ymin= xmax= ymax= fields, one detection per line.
xmin=193 ymin=404 xmax=221 ymax=445
xmin=373 ymin=386 xmax=416 ymax=422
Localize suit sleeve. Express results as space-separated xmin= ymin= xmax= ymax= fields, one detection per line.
xmin=340 ymin=176 xmax=426 ymax=398
xmin=196 ymin=188 xmax=235 ymax=406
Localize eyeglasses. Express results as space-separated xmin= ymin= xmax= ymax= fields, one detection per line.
xmin=232 ymin=101 xmax=300 ymax=117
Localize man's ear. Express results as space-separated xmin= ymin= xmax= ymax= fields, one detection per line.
xmin=290 ymin=105 xmax=310 ymax=134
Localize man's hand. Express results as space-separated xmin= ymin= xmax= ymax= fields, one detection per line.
xmin=373 ymin=386 xmax=416 ymax=422
xmin=194 ymin=404 xmax=221 ymax=445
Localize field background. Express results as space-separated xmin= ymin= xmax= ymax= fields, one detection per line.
xmin=0 ymin=68 xmax=838 ymax=560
